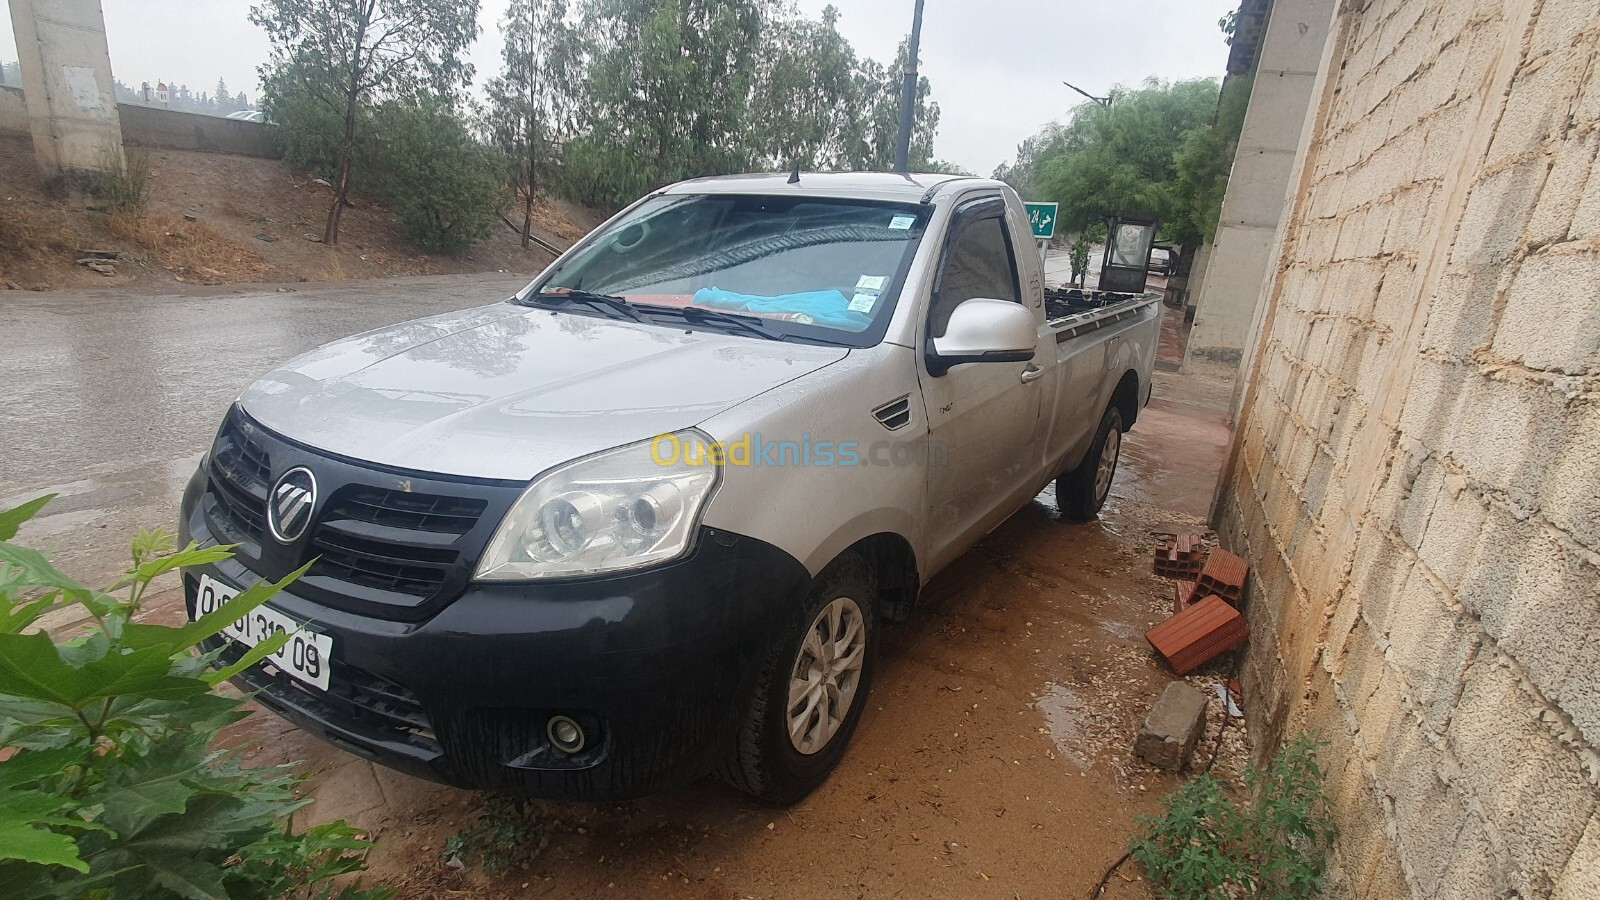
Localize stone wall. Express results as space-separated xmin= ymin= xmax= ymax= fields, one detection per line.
xmin=0 ymin=86 xmax=278 ymax=159
xmin=1216 ymin=0 xmax=1600 ymax=896
xmin=119 ymin=103 xmax=278 ymax=158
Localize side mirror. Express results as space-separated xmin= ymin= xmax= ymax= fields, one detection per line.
xmin=927 ymin=298 xmax=1037 ymax=376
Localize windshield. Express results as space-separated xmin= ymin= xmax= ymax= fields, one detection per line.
xmin=529 ymin=193 xmax=929 ymax=346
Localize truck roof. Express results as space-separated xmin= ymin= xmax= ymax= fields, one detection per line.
xmin=660 ymin=171 xmax=1005 ymax=205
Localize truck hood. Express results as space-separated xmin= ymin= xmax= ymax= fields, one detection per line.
xmin=238 ymin=303 xmax=848 ymax=480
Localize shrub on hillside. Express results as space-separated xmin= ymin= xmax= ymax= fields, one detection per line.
xmin=372 ymin=100 xmax=507 ymax=255
xmin=264 ymin=73 xmax=504 ymax=256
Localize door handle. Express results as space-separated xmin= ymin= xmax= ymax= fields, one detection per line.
xmin=1020 ymin=364 xmax=1045 ymax=384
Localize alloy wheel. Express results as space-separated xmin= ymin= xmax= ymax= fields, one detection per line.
xmin=786 ymin=596 xmax=866 ymax=755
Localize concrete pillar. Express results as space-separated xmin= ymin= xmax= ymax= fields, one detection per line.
xmin=6 ymin=0 xmax=123 ymax=180
xmin=1181 ymin=0 xmax=1335 ymax=377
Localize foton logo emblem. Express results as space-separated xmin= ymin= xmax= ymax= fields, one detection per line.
xmin=267 ymin=467 xmax=317 ymax=544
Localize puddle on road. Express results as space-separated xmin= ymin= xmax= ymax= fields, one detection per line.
xmin=1034 ymin=682 xmax=1092 ymax=770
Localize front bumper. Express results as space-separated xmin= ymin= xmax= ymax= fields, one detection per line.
xmin=180 ymin=465 xmax=810 ymax=799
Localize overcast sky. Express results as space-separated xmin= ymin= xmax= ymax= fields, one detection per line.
xmin=2 ymin=0 xmax=1235 ymax=175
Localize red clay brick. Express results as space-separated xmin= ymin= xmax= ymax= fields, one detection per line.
xmin=1146 ymin=595 xmax=1250 ymax=675
xmin=1194 ymin=548 xmax=1249 ymax=603
xmin=1174 ymin=579 xmax=1198 ymax=613
xmin=1153 ymin=533 xmax=1206 ymax=578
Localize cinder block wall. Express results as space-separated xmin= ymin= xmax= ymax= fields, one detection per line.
xmin=1216 ymin=0 xmax=1600 ymax=896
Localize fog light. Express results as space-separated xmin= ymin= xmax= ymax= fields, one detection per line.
xmin=547 ymin=715 xmax=585 ymax=754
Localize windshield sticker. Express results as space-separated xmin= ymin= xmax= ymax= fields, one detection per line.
xmin=848 ymin=289 xmax=880 ymax=313
xmin=856 ymin=274 xmax=887 ymax=291
xmin=889 ymin=215 xmax=915 ymax=230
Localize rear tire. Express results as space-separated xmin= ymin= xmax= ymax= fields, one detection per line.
xmin=719 ymin=554 xmax=878 ymax=805
xmin=1056 ymin=405 xmax=1123 ymax=521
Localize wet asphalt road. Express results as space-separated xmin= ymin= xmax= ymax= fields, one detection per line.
xmin=1 ymin=273 xmax=532 ymax=588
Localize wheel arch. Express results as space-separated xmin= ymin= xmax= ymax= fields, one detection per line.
xmin=829 ymin=532 xmax=919 ymax=622
xmin=1111 ymin=369 xmax=1142 ymax=429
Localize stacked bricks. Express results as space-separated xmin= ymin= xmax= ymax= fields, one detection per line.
xmin=1148 ymin=543 xmax=1252 ymax=674
xmin=1146 ymin=595 xmax=1251 ymax=676
xmin=1152 ymin=533 xmax=1205 ymax=578
xmin=1194 ymin=548 xmax=1248 ymax=605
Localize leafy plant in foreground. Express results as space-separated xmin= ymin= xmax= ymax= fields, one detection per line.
xmin=0 ymin=495 xmax=388 ymax=899
xmin=1130 ymin=734 xmax=1336 ymax=900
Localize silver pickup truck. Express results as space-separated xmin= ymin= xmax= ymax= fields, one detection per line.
xmin=179 ymin=173 xmax=1160 ymax=804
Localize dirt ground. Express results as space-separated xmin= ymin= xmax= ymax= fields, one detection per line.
xmin=177 ymin=368 xmax=1247 ymax=900
xmin=0 ymin=132 xmax=603 ymax=291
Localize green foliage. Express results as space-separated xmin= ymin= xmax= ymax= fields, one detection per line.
xmin=251 ymin=0 xmax=482 ymax=244
xmin=484 ymin=0 xmax=582 ymax=246
xmin=443 ymin=795 xmax=548 ymax=876
xmin=0 ymin=496 xmax=388 ymax=900
xmin=1173 ymin=74 xmax=1253 ymax=245
xmin=1028 ymin=78 xmax=1222 ymax=241
xmin=1130 ymin=735 xmax=1337 ymax=900
xmin=1069 ymin=237 xmax=1091 ymax=286
xmin=260 ymin=59 xmax=357 ymax=181
xmin=552 ymin=1 xmax=945 ymax=209
xmin=1219 ymin=9 xmax=1239 ymax=46
xmin=374 ymin=100 xmax=507 ymax=255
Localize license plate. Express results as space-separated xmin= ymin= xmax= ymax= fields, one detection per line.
xmin=193 ymin=574 xmax=333 ymax=691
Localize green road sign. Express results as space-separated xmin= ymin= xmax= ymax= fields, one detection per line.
xmin=1025 ymin=202 xmax=1058 ymax=240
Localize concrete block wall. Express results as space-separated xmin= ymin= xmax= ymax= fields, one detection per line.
xmin=0 ymin=86 xmax=278 ymax=159
xmin=119 ymin=104 xmax=279 ymax=159
xmin=1216 ymin=0 xmax=1600 ymax=895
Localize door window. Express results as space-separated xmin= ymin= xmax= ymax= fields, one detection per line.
xmin=929 ymin=214 xmax=1021 ymax=337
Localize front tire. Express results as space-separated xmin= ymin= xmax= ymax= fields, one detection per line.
xmin=720 ymin=554 xmax=878 ymax=805
xmin=1056 ymin=405 xmax=1123 ymax=521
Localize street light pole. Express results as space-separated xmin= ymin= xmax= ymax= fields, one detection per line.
xmin=1062 ymin=80 xmax=1112 ymax=108
xmin=893 ymin=0 xmax=926 ymax=173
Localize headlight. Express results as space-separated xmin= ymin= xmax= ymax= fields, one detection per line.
xmin=474 ymin=431 xmax=720 ymax=580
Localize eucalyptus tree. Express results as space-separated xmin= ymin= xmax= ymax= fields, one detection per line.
xmin=251 ymin=0 xmax=480 ymax=244
xmin=485 ymin=0 xmax=582 ymax=248
xmin=747 ymin=5 xmax=861 ymax=170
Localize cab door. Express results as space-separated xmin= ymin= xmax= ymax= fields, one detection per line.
xmin=918 ymin=197 xmax=1045 ymax=572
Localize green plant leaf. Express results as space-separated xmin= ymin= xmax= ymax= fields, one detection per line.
xmin=0 ymin=591 xmax=62 ymax=635
xmin=166 ymin=561 xmax=312 ymax=652
xmin=0 ymin=633 xmax=208 ymax=708
xmin=205 ymin=629 xmax=293 ymax=686
xmin=0 ymin=746 xmax=83 ymax=790
xmin=0 ymin=821 xmax=89 ymax=873
xmin=98 ymin=738 xmax=213 ymax=836
xmin=0 ymin=791 xmax=94 ymax=873
xmin=133 ymin=542 xmax=236 ymax=584
xmin=0 ymin=542 xmax=96 ymax=607
xmin=0 ymin=495 xmax=55 ymax=541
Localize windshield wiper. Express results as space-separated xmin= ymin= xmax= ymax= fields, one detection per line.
xmin=521 ymin=290 xmax=645 ymax=323
xmin=672 ymin=306 xmax=785 ymax=342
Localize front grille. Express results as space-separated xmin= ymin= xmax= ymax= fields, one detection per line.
xmin=309 ymin=487 xmax=487 ymax=597
xmin=209 ymin=416 xmax=273 ymax=542
xmin=196 ymin=407 xmax=519 ymax=619
xmin=326 ymin=486 xmax=486 ymax=533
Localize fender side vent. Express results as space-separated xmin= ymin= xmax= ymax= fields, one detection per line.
xmin=873 ymin=395 xmax=912 ymax=431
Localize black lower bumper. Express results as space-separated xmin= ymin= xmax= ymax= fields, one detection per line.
xmin=180 ymin=467 xmax=810 ymax=800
